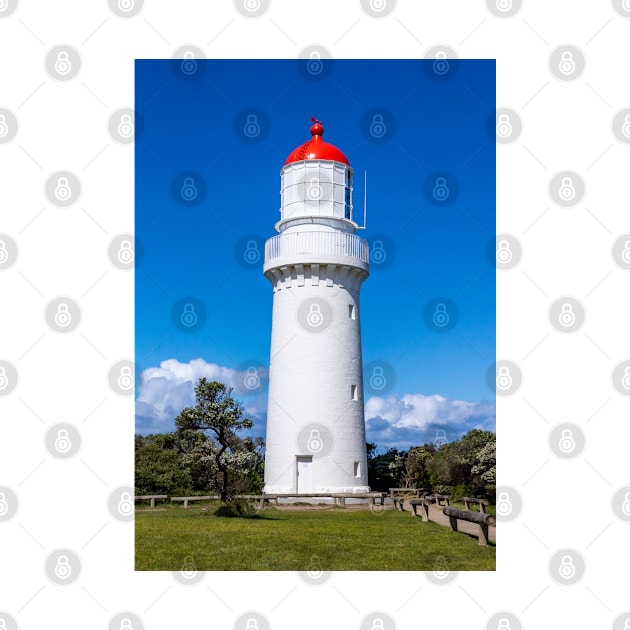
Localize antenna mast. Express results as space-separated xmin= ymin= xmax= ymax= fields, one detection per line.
xmin=357 ymin=170 xmax=367 ymax=230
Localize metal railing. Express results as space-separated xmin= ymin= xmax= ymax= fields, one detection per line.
xmin=265 ymin=231 xmax=369 ymax=264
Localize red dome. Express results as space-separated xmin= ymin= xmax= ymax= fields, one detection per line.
xmin=284 ymin=119 xmax=350 ymax=166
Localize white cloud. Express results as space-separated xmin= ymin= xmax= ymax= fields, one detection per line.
xmin=135 ymin=358 xmax=495 ymax=450
xmin=365 ymin=393 xmax=495 ymax=450
xmin=135 ymin=358 xmax=268 ymax=434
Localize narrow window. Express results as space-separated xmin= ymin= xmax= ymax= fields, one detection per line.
xmin=348 ymin=304 xmax=355 ymax=319
xmin=354 ymin=462 xmax=360 ymax=477
xmin=351 ymin=384 xmax=357 ymax=400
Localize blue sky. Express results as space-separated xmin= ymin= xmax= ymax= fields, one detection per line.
xmin=135 ymin=59 xmax=496 ymax=449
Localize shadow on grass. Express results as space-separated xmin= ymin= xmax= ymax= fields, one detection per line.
xmin=214 ymin=500 xmax=268 ymax=519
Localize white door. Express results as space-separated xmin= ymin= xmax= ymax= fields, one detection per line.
xmin=296 ymin=456 xmax=313 ymax=493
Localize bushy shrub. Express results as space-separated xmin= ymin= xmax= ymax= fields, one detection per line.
xmin=431 ymin=484 xmax=453 ymax=496
xmin=450 ymin=483 xmax=475 ymax=502
xmin=214 ymin=499 xmax=257 ymax=518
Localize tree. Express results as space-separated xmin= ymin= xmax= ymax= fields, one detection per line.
xmin=403 ymin=444 xmax=436 ymax=489
xmin=174 ymin=378 xmax=254 ymax=502
xmin=427 ymin=429 xmax=496 ymax=499
xmin=134 ymin=444 xmax=192 ymax=496
xmin=367 ymin=444 xmax=407 ymax=491
xmin=470 ymin=435 xmax=496 ymax=497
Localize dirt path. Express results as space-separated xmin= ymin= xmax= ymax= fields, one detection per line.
xmin=394 ymin=498 xmax=496 ymax=544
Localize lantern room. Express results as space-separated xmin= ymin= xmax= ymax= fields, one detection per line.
xmin=278 ymin=120 xmax=354 ymax=231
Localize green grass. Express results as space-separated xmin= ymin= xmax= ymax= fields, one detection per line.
xmin=135 ymin=503 xmax=495 ymax=571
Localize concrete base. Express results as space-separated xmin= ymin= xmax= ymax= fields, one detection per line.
xmin=263 ymin=486 xmax=371 ymax=494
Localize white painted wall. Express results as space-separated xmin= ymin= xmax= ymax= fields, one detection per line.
xmin=263 ymin=159 xmax=370 ymax=494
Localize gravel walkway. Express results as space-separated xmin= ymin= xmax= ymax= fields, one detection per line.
xmin=394 ymin=498 xmax=496 ymax=544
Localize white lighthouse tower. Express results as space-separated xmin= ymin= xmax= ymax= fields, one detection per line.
xmin=263 ymin=119 xmax=370 ymax=494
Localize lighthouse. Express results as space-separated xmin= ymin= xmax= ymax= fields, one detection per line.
xmin=262 ymin=119 xmax=370 ymax=494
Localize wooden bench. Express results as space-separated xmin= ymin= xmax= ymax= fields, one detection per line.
xmin=135 ymin=495 xmax=167 ymax=508
xmin=433 ymin=493 xmax=451 ymax=506
xmin=461 ymin=497 xmax=489 ymax=513
xmin=393 ymin=497 xmax=406 ymax=511
xmin=443 ymin=506 xmax=496 ymax=546
xmin=257 ymin=492 xmax=387 ymax=508
xmin=170 ymin=493 xmax=388 ymax=510
xmin=171 ymin=495 xmax=220 ymax=508
xmin=409 ymin=497 xmax=436 ymax=521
